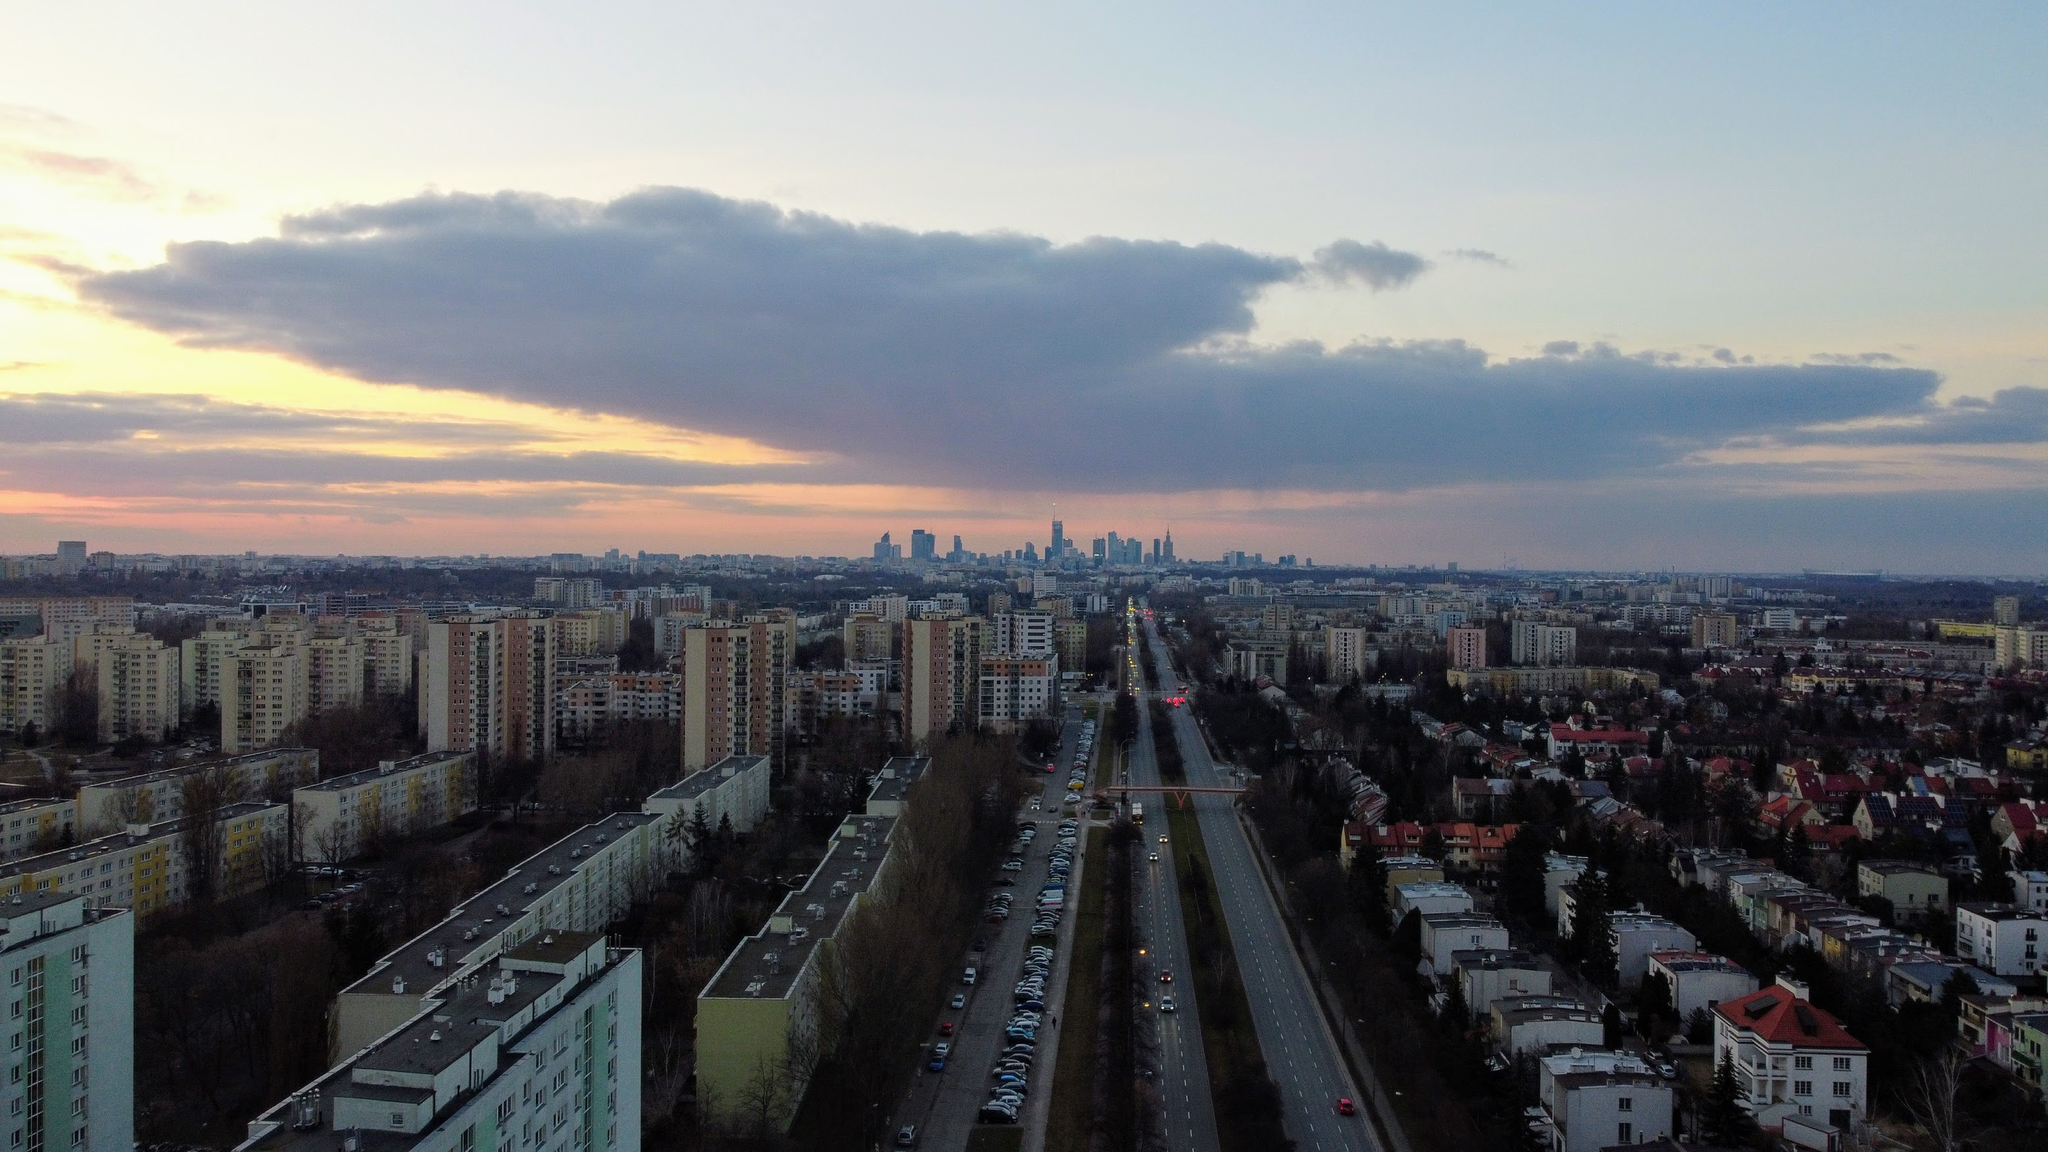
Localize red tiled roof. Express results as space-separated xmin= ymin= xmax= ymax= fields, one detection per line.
xmin=1715 ymin=987 xmax=1866 ymax=1050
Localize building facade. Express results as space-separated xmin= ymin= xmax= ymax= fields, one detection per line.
xmin=426 ymin=612 xmax=560 ymax=762
xmin=295 ymin=751 xmax=478 ymax=863
xmin=1714 ymin=980 xmax=1868 ymax=1133
xmin=0 ymin=893 xmax=134 ymax=1152
xmin=903 ymin=616 xmax=983 ymax=745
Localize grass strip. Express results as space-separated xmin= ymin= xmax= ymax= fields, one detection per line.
xmin=1043 ymin=825 xmax=1110 ymax=1151
xmin=1165 ymin=802 xmax=1287 ymax=1152
xmin=966 ymin=1128 xmax=1023 ymax=1152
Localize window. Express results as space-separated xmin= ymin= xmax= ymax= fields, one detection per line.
xmin=1833 ymin=1082 xmax=1852 ymax=1098
xmin=1617 ymin=1097 xmax=1633 ymax=1112
xmin=1833 ymin=1057 xmax=1851 ymax=1071
xmin=1617 ymin=1122 xmax=1633 ymax=1144
xmin=460 ymin=1126 xmax=475 ymax=1152
xmin=1794 ymin=1056 xmax=1812 ymax=1070
xmin=389 ymin=1112 xmax=405 ymax=1129
xmin=1794 ymin=1080 xmax=1812 ymax=1097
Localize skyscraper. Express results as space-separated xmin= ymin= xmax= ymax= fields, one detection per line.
xmin=1050 ymin=519 xmax=1066 ymax=559
xmin=54 ymin=541 xmax=86 ymax=575
xmin=910 ymin=528 xmax=937 ymax=561
xmin=679 ymin=611 xmax=795 ymax=770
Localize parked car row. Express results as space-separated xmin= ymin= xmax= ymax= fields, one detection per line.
xmin=979 ymin=941 xmax=1061 ymax=1124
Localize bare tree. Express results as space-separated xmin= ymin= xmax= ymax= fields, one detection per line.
xmin=178 ymin=762 xmax=250 ymax=907
xmin=1900 ymin=1048 xmax=1968 ymax=1152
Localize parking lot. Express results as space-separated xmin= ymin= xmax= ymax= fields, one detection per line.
xmin=890 ymin=705 xmax=1095 ymax=1149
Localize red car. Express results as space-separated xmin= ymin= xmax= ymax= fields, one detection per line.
xmin=938 ymin=1021 xmax=954 ymax=1036
xmin=1336 ymin=1098 xmax=1356 ymax=1116
xmin=1158 ymin=970 xmax=1173 ymax=983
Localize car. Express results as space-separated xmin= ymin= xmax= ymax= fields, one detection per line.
xmin=962 ymin=967 xmax=978 ymax=985
xmin=1158 ymin=834 xmax=1168 ymax=843
xmin=938 ymin=1021 xmax=954 ymax=1036
xmin=1158 ymin=970 xmax=1172 ymax=983
xmin=1001 ymin=859 xmax=1024 ymax=871
xmin=895 ymin=1124 xmax=917 ymax=1147
xmin=1158 ymin=996 xmax=1176 ymax=1012
xmin=971 ymin=939 xmax=987 ymax=952
xmin=993 ymin=876 xmax=1016 ymax=886
xmin=979 ymin=1105 xmax=1018 ymax=1124
xmin=1337 ymin=1098 xmax=1356 ymax=1116
xmin=951 ymin=994 xmax=967 ymax=1009
xmin=1016 ymin=999 xmax=1045 ymax=1012
xmin=1148 ymin=852 xmax=1160 ymax=862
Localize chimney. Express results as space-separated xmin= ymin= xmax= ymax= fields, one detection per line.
xmin=1776 ymin=974 xmax=1811 ymax=1000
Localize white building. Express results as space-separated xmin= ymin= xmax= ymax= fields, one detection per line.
xmin=0 ymin=798 xmax=77 ymax=863
xmin=2016 ymin=870 xmax=2048 ymax=914
xmin=1610 ymin=913 xmax=1698 ymax=990
xmin=0 ymin=891 xmax=134 ymax=1152
xmin=1646 ymin=951 xmax=1757 ymax=1022
xmin=1492 ymin=997 xmax=1603 ymax=1057
xmin=1420 ymin=913 xmax=1511 ymax=976
xmin=1512 ymin=621 xmax=1577 ymax=667
xmin=990 ymin=611 xmax=1056 ymax=656
xmin=643 ymin=755 xmax=773 ymax=873
xmin=1543 ymin=853 xmax=1588 ymax=920
xmin=240 ymin=930 xmax=640 ymax=1152
xmin=1955 ymin=902 xmax=2048 ymax=977
xmin=222 ymin=643 xmax=309 ymax=753
xmin=1391 ymin=881 xmax=1473 ymax=927
xmin=295 ymin=751 xmax=478 ymax=863
xmin=1538 ymin=1050 xmax=1670 ymax=1152
xmin=77 ymin=747 xmax=318 ymax=835
xmin=1324 ymin=627 xmax=1374 ymax=681
xmin=977 ymin=654 xmax=1059 ymax=732
xmin=1453 ymin=949 xmax=1552 ymax=1018
xmin=1713 ymin=978 xmax=1868 ymax=1133
xmin=0 ymin=634 xmax=72 ymax=736
xmin=96 ymin=634 xmax=181 ymax=742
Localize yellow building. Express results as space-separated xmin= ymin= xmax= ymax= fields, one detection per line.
xmin=0 ymin=800 xmax=286 ymax=921
xmin=77 ymin=747 xmax=318 ymax=835
xmin=1446 ymin=666 xmax=1660 ymax=695
xmin=0 ymin=797 xmax=76 ymax=862
xmin=294 ymin=750 xmax=477 ymax=863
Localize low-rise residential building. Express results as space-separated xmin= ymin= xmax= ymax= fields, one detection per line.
xmin=0 ymin=890 xmax=135 ymax=1152
xmin=239 ymin=930 xmax=641 ymax=1152
xmin=1956 ymin=903 xmax=2048 ymax=977
xmin=861 ymin=756 xmax=929 ymax=818
xmin=1610 ymin=914 xmax=1698 ymax=990
xmin=696 ymin=813 xmax=904 ymax=1131
xmin=77 ymin=747 xmax=318 ymax=835
xmin=1421 ymin=913 xmax=1511 ymax=975
xmin=1646 ymin=952 xmax=1757 ymax=1022
xmin=1544 ymin=853 xmax=1589 ymax=920
xmin=0 ymin=797 xmax=76 ymax=862
xmin=294 ymin=751 xmax=477 ymax=863
xmin=1391 ymin=881 xmax=1473 ymax=927
xmin=1713 ymin=979 xmax=1869 ymax=1134
xmin=1856 ymin=860 xmax=1949 ymax=915
xmin=2014 ymin=1013 xmax=2048 ymax=1099
xmin=1453 ymin=949 xmax=1552 ymax=1017
xmin=1493 ymin=997 xmax=1603 ymax=1057
xmin=2013 ymin=870 xmax=2048 ymax=914
xmin=1446 ymin=666 xmax=1659 ymax=697
xmin=1539 ymin=1050 xmax=1670 ymax=1152
xmin=0 ymin=801 xmax=287 ymax=921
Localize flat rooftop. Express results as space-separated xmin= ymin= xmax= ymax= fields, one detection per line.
xmin=1452 ymin=949 xmax=1547 ymax=971
xmin=343 ymin=810 xmax=662 ymax=1000
xmin=646 ymin=755 xmax=767 ymax=805
xmin=0 ymin=801 xmax=281 ymax=881
xmin=704 ymin=814 xmax=898 ymax=1001
xmin=865 ymin=756 xmax=930 ymax=806
xmin=299 ymin=750 xmax=470 ymax=793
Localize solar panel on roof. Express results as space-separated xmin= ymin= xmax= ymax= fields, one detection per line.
xmin=1793 ymin=1004 xmax=1820 ymax=1036
xmin=1743 ymin=995 xmax=1777 ymax=1019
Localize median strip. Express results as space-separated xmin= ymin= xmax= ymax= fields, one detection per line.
xmin=1043 ymin=825 xmax=1110 ymax=1151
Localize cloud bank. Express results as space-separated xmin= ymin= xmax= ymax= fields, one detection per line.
xmin=72 ymin=187 xmax=2040 ymax=498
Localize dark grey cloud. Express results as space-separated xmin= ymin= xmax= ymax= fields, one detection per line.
xmin=0 ymin=390 xmax=549 ymax=446
xmin=1793 ymin=385 xmax=2048 ymax=448
xmin=1810 ymin=351 xmax=1902 ymax=366
xmin=1310 ymin=239 xmax=1432 ymax=289
xmin=76 ymin=187 xmax=1964 ymax=493
xmin=1446 ymin=248 xmax=1510 ymax=267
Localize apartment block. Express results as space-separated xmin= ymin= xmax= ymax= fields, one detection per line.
xmin=1856 ymin=860 xmax=1949 ymax=914
xmin=0 ymin=634 xmax=71 ymax=735
xmin=1511 ymin=621 xmax=1578 ymax=667
xmin=0 ymin=891 xmax=134 ymax=1152
xmin=295 ymin=751 xmax=477 ymax=863
xmin=977 ymin=654 xmax=1059 ymax=732
xmin=0 ymin=799 xmax=77 ymax=864
xmin=1647 ymin=952 xmax=1757 ymax=1021
xmin=1446 ymin=625 xmax=1488 ymax=671
xmin=1453 ymin=949 xmax=1552 ymax=1018
xmin=0 ymin=598 xmax=135 ymax=648
xmin=1446 ymin=666 xmax=1660 ymax=696
xmin=77 ymin=748 xmax=318 ymax=836
xmin=678 ymin=614 xmax=795 ymax=772
xmin=0 ymin=802 xmax=287 ymax=921
xmin=1324 ymin=627 xmax=1374 ymax=681
xmin=555 ymin=608 xmax=628 ymax=658
xmin=179 ymin=627 xmax=249 ymax=716
xmin=1055 ymin=618 xmax=1088 ymax=676
xmin=332 ymin=810 xmax=667 ymax=1057
xmin=1692 ymin=612 xmax=1740 ymax=649
xmin=1714 ymin=979 xmax=1868 ymax=1133
xmin=306 ymin=633 xmax=365 ymax=715
xmin=426 ymin=612 xmax=560 ymax=762
xmin=1610 ymin=913 xmax=1698 ymax=989
xmin=560 ymin=673 xmax=681 ymax=745
xmin=643 ymin=755 xmax=772 ymax=872
xmin=1420 ymin=912 xmax=1510 ymax=975
xmin=696 ymin=813 xmax=902 ymax=1131
xmin=1538 ymin=1051 xmax=1671 ymax=1152
xmin=95 ymin=635 xmax=181 ymax=743
xmin=241 ymin=931 xmax=641 ymax=1152
xmin=841 ymin=612 xmax=894 ymax=663
xmin=902 ymin=616 xmax=983 ymax=745
xmin=989 ymin=611 xmax=1055 ymax=656
xmin=1956 ymin=903 xmax=2048 ymax=977
xmin=360 ymin=616 xmax=415 ymax=698
xmin=223 ymin=643 xmax=309 ymax=753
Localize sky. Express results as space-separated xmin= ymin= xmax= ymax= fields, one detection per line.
xmin=3 ymin=2 xmax=2046 ymax=572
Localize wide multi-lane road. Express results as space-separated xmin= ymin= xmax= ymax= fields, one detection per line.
xmin=1124 ymin=681 xmax=1220 ymax=1152
xmin=1143 ymin=614 xmax=1380 ymax=1152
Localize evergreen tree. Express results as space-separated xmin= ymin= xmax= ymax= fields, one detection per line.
xmin=1638 ymin=971 xmax=1674 ymax=1040
xmin=1498 ymin=824 xmax=1549 ymax=925
xmin=1685 ymin=1007 xmax=1712 ymax=1044
xmin=1700 ymin=1051 xmax=1755 ymax=1145
xmin=683 ymin=800 xmax=716 ymax=878
xmin=1572 ymin=870 xmax=1617 ymax=987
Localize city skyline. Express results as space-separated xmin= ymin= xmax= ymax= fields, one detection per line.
xmin=4 ymin=4 xmax=2047 ymax=570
